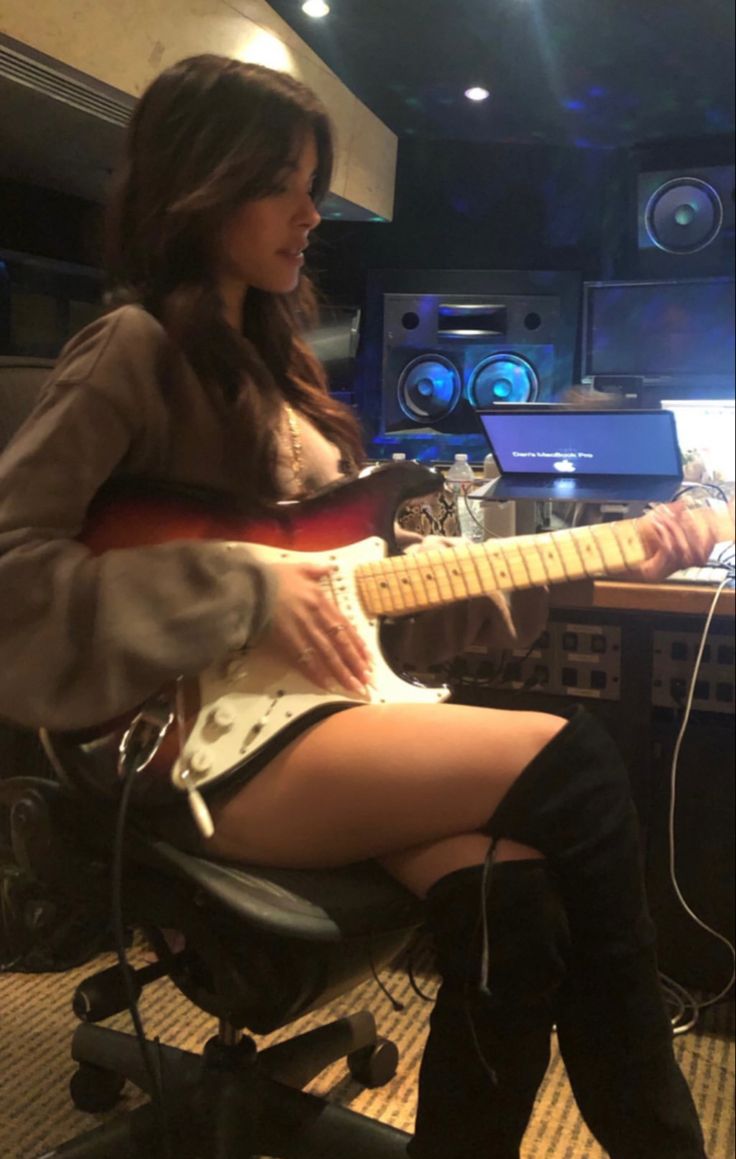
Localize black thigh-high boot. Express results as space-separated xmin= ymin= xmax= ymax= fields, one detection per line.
xmin=408 ymin=859 xmax=569 ymax=1159
xmin=485 ymin=708 xmax=707 ymax=1159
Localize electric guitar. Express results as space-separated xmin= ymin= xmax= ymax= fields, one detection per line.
xmin=43 ymin=461 xmax=733 ymax=830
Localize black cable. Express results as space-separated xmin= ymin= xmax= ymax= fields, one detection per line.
xmin=368 ymin=935 xmax=405 ymax=1012
xmin=675 ymin=481 xmax=731 ymax=505
xmin=112 ymin=759 xmax=173 ymax=1158
xmin=405 ymin=936 xmax=436 ymax=1003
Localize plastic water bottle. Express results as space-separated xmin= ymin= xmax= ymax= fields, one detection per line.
xmin=445 ymin=454 xmax=483 ymax=541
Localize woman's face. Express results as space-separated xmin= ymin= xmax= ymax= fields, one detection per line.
xmin=216 ymin=131 xmax=322 ymax=298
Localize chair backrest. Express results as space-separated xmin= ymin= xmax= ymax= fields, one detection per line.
xmin=0 ymin=356 xmax=54 ymax=451
xmin=0 ymin=358 xmax=56 ymax=780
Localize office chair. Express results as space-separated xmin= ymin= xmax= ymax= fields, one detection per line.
xmin=0 ymin=355 xmax=424 ymax=1157
xmin=0 ymin=355 xmax=55 ymax=449
xmin=0 ymin=773 xmax=422 ymax=1158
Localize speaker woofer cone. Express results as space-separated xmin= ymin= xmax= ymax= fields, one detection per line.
xmin=467 ymin=353 xmax=539 ymax=407
xmin=397 ymin=354 xmax=462 ymax=422
xmin=645 ymin=178 xmax=724 ymax=254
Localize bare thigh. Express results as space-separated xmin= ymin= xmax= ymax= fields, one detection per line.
xmin=204 ymin=703 xmax=565 ymax=871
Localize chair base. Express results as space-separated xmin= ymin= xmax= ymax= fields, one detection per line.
xmin=39 ymin=1014 xmax=412 ymax=1159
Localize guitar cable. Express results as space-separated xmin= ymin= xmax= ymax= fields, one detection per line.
xmin=112 ymin=751 xmax=174 ymax=1158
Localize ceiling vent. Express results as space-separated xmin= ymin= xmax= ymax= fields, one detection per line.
xmin=0 ymin=34 xmax=133 ymax=202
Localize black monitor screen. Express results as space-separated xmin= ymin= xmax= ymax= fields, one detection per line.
xmin=582 ymin=279 xmax=735 ymax=381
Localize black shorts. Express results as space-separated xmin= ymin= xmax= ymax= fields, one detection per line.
xmin=142 ymin=701 xmax=361 ymax=854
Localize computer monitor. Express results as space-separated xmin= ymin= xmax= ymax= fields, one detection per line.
xmin=581 ymin=278 xmax=735 ymax=398
xmin=660 ymin=398 xmax=736 ymax=486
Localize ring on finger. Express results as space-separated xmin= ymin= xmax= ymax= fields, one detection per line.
xmin=297 ymin=647 xmax=316 ymax=664
xmin=327 ymin=624 xmax=346 ymax=636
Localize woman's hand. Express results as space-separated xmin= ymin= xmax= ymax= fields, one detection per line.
xmin=261 ymin=561 xmax=372 ymax=696
xmin=629 ymin=500 xmax=731 ymax=582
xmin=403 ymin=534 xmax=459 ymax=554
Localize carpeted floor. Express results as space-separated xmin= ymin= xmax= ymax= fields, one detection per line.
xmin=1 ymin=943 xmax=733 ymax=1158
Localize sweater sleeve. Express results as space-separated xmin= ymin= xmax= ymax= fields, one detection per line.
xmin=0 ymin=319 xmax=275 ymax=732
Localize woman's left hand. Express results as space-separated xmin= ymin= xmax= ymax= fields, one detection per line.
xmin=629 ymin=500 xmax=731 ymax=581
xmin=403 ymin=534 xmax=459 ymax=554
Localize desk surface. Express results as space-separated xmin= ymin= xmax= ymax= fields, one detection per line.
xmin=550 ymin=578 xmax=735 ymax=617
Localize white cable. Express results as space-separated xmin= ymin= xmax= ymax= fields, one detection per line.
xmin=666 ymin=573 xmax=736 ymax=1012
xmin=463 ymin=490 xmax=486 ymax=536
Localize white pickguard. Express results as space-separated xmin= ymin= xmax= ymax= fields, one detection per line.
xmin=171 ymin=537 xmax=448 ymax=795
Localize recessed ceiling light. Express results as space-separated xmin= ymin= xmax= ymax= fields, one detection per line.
xmin=302 ymin=0 xmax=330 ymax=16
xmin=465 ymin=86 xmax=490 ymax=102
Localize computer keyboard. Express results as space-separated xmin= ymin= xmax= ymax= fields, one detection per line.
xmin=667 ymin=565 xmax=733 ymax=586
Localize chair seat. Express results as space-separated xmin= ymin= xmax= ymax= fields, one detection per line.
xmin=145 ymin=837 xmax=424 ymax=943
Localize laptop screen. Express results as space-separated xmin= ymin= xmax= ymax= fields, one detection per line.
xmin=479 ymin=409 xmax=682 ymax=478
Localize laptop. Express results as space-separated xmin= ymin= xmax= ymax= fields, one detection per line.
xmin=471 ymin=405 xmax=684 ymax=503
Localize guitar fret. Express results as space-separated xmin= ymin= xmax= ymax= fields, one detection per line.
xmin=467 ymin=544 xmax=496 ymax=594
xmin=494 ymin=541 xmax=527 ymax=589
xmin=376 ymin=560 xmax=410 ymax=613
xmin=561 ymin=532 xmax=600 ymax=582
xmin=559 ymin=528 xmax=591 ymax=580
xmin=589 ymin=523 xmax=627 ymax=572
xmin=355 ymin=565 xmax=382 ymax=616
xmin=444 ymin=546 xmax=473 ymax=601
xmin=610 ymin=519 xmax=648 ymax=570
xmin=484 ymin=544 xmax=512 ymax=590
xmin=424 ymin=548 xmax=463 ymax=606
xmin=513 ymin=537 xmax=548 ymax=586
xmin=393 ymin=553 xmax=430 ymax=609
xmin=570 ymin=526 xmax=607 ymax=575
xmin=401 ymin=551 xmax=450 ymax=610
xmin=533 ymin=534 xmax=569 ymax=584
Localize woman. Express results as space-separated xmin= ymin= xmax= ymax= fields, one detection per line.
xmin=0 ymin=55 xmax=716 ymax=1158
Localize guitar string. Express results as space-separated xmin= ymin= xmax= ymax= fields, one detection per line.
xmin=354 ymin=519 xmax=650 ymax=615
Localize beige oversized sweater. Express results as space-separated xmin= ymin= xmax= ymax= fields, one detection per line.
xmin=0 ymin=305 xmax=547 ymax=732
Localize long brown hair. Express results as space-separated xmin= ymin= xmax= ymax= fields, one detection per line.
xmin=105 ymin=54 xmax=363 ymax=505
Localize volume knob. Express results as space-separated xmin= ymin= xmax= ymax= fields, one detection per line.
xmin=189 ymin=750 xmax=213 ymax=776
xmin=209 ymin=703 xmax=236 ymax=731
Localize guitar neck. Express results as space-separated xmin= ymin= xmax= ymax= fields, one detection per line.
xmin=355 ymin=517 xmax=650 ymax=617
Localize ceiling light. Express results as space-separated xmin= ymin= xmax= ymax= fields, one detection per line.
xmin=302 ymin=0 xmax=330 ymax=16
xmin=465 ymin=86 xmax=490 ymax=102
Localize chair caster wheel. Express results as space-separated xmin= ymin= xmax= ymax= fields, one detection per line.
xmin=348 ymin=1036 xmax=399 ymax=1088
xmin=70 ymin=1063 xmax=126 ymax=1112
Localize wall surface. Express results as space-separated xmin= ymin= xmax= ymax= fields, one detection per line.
xmin=0 ymin=0 xmax=397 ymax=220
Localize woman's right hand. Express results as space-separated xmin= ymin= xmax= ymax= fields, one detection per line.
xmin=260 ymin=560 xmax=373 ymax=697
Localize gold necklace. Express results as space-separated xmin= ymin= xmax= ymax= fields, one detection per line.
xmin=284 ymin=403 xmax=304 ymax=490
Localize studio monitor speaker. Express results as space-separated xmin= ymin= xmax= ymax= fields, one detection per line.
xmin=382 ymin=292 xmax=560 ymax=435
xmin=637 ymin=165 xmax=735 ymax=277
